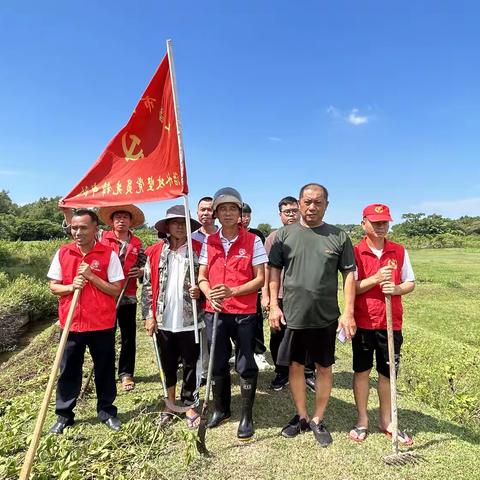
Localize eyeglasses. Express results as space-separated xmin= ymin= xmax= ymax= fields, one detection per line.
xmin=280 ymin=209 xmax=299 ymax=216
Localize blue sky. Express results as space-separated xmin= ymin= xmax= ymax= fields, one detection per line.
xmin=1 ymin=1 xmax=479 ymax=227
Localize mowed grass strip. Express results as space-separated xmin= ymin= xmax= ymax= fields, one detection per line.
xmin=1 ymin=248 xmax=479 ymax=479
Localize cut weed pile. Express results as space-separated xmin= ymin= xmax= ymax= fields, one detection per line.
xmin=1 ymin=248 xmax=479 ymax=479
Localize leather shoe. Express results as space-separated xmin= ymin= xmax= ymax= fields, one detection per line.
xmin=50 ymin=417 xmax=74 ymax=434
xmin=103 ymin=416 xmax=121 ymax=431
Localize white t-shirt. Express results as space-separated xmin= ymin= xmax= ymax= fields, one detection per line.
xmin=47 ymin=247 xmax=124 ymax=283
xmin=354 ymin=247 xmax=415 ymax=282
xmin=161 ymin=245 xmax=192 ymax=332
xmin=198 ymin=228 xmax=268 ymax=266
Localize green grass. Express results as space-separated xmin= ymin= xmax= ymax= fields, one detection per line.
xmin=1 ymin=248 xmax=479 ymax=479
xmin=406 ymin=248 xmax=480 ymax=347
xmin=0 ymin=240 xmax=62 ymax=280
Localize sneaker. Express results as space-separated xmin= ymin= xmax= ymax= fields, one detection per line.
xmin=270 ymin=373 xmax=289 ymax=391
xmin=305 ymin=374 xmax=316 ymax=393
xmin=281 ymin=414 xmax=310 ymax=438
xmin=310 ymin=419 xmax=333 ymax=447
xmin=254 ymin=353 xmax=271 ymax=371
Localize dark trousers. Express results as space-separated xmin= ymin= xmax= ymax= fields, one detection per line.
xmin=156 ymin=329 xmax=200 ymax=406
xmin=116 ymin=303 xmax=137 ymax=378
xmin=205 ymin=312 xmax=258 ymax=379
xmin=56 ymin=328 xmax=117 ymax=422
xmin=269 ymin=299 xmax=315 ymax=377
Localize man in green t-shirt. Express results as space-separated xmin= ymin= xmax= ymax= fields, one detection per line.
xmin=268 ymin=183 xmax=356 ymax=447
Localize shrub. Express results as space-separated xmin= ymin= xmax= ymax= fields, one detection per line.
xmin=391 ymin=233 xmax=480 ymax=250
xmin=0 ymin=239 xmax=64 ymax=280
xmin=0 ymin=275 xmax=56 ymax=323
xmin=133 ymin=228 xmax=160 ymax=248
xmin=14 ymin=219 xmax=64 ymax=241
xmin=0 ymin=214 xmax=18 ymax=240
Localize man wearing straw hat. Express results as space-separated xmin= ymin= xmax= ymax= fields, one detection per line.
xmin=47 ymin=209 xmax=124 ymax=433
xmin=142 ymin=205 xmax=204 ymax=428
xmin=97 ymin=204 xmax=145 ymax=392
xmin=198 ymin=187 xmax=268 ymax=441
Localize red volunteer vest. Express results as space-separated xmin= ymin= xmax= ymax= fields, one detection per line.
xmin=205 ymin=229 xmax=257 ymax=314
xmin=100 ymin=230 xmax=143 ymax=297
xmin=354 ymin=238 xmax=405 ymax=330
xmin=57 ymin=242 xmax=117 ymax=332
xmin=147 ymin=239 xmax=203 ymax=320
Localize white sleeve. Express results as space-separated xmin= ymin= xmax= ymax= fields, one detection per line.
xmin=108 ymin=252 xmax=125 ymax=282
xmin=401 ymin=250 xmax=415 ymax=282
xmin=198 ymin=242 xmax=208 ymax=265
xmin=47 ymin=250 xmax=62 ymax=281
xmin=252 ymin=236 xmax=268 ymax=266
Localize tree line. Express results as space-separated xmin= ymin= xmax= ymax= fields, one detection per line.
xmin=254 ymin=214 xmax=480 ymax=243
xmin=1 ymin=190 xmax=479 ymax=242
xmin=0 ymin=191 xmax=65 ymax=241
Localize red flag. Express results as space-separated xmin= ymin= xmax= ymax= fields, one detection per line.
xmin=61 ymin=53 xmax=188 ymax=208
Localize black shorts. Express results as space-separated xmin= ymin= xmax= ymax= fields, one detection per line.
xmin=277 ymin=321 xmax=338 ymax=368
xmin=352 ymin=328 xmax=403 ymax=378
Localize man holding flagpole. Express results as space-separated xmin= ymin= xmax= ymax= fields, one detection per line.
xmin=21 ymin=41 xmax=200 ymax=476
xmin=142 ymin=205 xmax=203 ymax=428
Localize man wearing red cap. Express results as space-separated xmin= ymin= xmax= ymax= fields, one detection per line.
xmin=349 ymin=204 xmax=415 ymax=444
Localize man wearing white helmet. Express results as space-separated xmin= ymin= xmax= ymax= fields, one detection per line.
xmin=198 ymin=187 xmax=268 ymax=441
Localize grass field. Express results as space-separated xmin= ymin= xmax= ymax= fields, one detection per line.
xmin=1 ymin=247 xmax=479 ymax=479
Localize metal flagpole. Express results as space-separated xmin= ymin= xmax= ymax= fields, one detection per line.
xmin=166 ymin=39 xmax=200 ymax=344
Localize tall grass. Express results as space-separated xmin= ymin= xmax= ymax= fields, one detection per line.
xmin=0 ymin=240 xmax=61 ymax=351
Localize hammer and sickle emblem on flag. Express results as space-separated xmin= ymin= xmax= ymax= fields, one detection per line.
xmin=375 ymin=206 xmax=384 ymax=213
xmin=387 ymin=258 xmax=398 ymax=270
xmin=122 ymin=133 xmax=144 ymax=162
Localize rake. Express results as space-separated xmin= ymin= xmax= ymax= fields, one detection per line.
xmin=383 ymin=294 xmax=418 ymax=466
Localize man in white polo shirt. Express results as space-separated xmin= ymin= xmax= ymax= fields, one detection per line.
xmin=47 ymin=209 xmax=124 ymax=434
xmin=198 ymin=187 xmax=268 ymax=441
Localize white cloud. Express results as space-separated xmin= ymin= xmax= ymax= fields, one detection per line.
xmin=0 ymin=169 xmax=22 ymax=175
xmin=347 ymin=109 xmax=369 ymax=125
xmin=267 ymin=136 xmax=282 ymax=143
xmin=414 ymin=197 xmax=480 ymax=218
xmin=326 ymin=105 xmax=371 ymax=126
xmin=326 ymin=105 xmax=341 ymax=119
